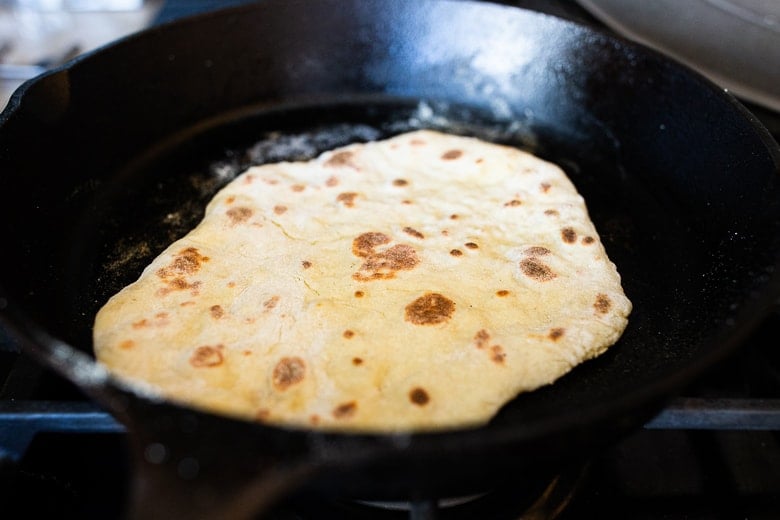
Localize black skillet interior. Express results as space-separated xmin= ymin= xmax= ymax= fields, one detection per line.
xmin=1 ymin=0 xmax=780 ymax=504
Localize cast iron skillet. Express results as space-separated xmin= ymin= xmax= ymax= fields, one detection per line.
xmin=1 ymin=0 xmax=780 ymax=518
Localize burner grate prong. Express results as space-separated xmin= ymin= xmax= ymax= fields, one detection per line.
xmin=0 ymin=400 xmax=122 ymax=461
xmin=645 ymin=398 xmax=780 ymax=430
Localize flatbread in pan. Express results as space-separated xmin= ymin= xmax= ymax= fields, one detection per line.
xmin=93 ymin=130 xmax=631 ymax=432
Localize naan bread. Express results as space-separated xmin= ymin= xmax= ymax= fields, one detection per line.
xmin=93 ymin=130 xmax=631 ymax=432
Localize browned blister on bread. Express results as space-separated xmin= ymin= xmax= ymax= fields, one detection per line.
xmin=93 ymin=130 xmax=631 ymax=432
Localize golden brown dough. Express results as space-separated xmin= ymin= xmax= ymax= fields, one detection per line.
xmin=94 ymin=130 xmax=631 ymax=432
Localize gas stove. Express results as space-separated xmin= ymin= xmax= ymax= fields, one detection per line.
xmin=1 ymin=1 xmax=779 ymax=518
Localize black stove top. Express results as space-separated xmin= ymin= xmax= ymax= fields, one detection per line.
xmin=1 ymin=1 xmax=779 ymax=518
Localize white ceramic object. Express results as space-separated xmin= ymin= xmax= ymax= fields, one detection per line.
xmin=576 ymin=0 xmax=780 ymax=111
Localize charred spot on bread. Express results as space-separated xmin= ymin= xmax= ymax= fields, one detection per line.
xmin=209 ymin=305 xmax=224 ymax=319
xmin=548 ymin=328 xmax=565 ymax=341
xmin=561 ymin=227 xmax=577 ymax=243
xmin=333 ymin=401 xmax=357 ymax=419
xmin=337 ymin=192 xmax=358 ymax=207
xmin=325 ymin=150 xmax=355 ymax=168
xmin=594 ymin=294 xmax=612 ymax=314
xmin=405 ymin=293 xmax=455 ymax=325
xmin=520 ymin=258 xmax=556 ymax=281
xmin=226 ymin=206 xmax=253 ymax=224
xmin=409 ymin=387 xmax=430 ymax=406
xmin=272 ymin=357 xmax=306 ymax=390
xmin=403 ymin=227 xmax=424 ymax=239
xmin=190 ymin=345 xmax=224 ymax=367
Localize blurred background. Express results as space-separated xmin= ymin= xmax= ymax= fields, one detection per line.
xmin=0 ymin=0 xmax=251 ymax=109
xmin=0 ymin=0 xmax=159 ymax=108
xmin=1 ymin=0 xmax=778 ymax=113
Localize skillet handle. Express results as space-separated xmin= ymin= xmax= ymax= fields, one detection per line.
xmin=113 ymin=401 xmax=326 ymax=520
xmin=126 ymin=442 xmax=319 ymax=520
